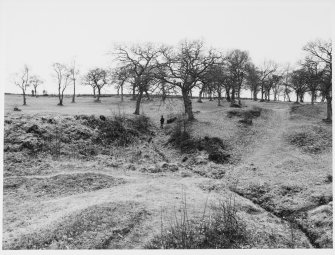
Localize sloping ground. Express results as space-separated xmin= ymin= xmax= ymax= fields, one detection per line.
xmin=3 ymin=98 xmax=332 ymax=249
xmin=225 ymin=102 xmax=332 ymax=248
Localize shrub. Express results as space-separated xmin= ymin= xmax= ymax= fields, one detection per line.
xmin=168 ymin=118 xmax=197 ymax=153
xmin=146 ymin=195 xmax=250 ymax=249
xmin=78 ymin=114 xmax=152 ymax=147
xmin=325 ymin=174 xmax=332 ymax=184
xmin=286 ymin=126 xmax=332 ymax=154
xmin=198 ymin=136 xmax=231 ymax=164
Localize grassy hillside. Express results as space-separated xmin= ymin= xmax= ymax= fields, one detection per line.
xmin=3 ymin=95 xmax=332 ymax=249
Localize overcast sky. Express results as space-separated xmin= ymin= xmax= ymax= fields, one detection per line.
xmin=0 ymin=0 xmax=333 ymax=94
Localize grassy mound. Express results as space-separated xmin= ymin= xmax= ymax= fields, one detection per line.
xmin=4 ymin=114 xmax=152 ymax=158
xmin=5 ymin=202 xmax=148 ymax=249
xmin=4 ymin=173 xmax=125 ymax=199
xmin=286 ymin=125 xmax=332 ymax=154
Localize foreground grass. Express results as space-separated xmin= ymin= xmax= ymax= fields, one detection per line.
xmin=5 ymin=202 xmax=148 ymax=249
xmin=146 ymin=195 xmax=251 ymax=249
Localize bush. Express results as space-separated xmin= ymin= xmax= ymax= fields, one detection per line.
xmin=168 ymin=118 xmax=197 ymax=153
xmin=146 ymin=195 xmax=250 ymax=249
xmin=78 ymin=114 xmax=152 ymax=147
xmin=132 ymin=115 xmax=151 ymax=134
xmin=198 ymin=136 xmax=231 ymax=164
xmin=168 ymin=119 xmax=231 ymax=163
xmin=287 ymin=126 xmax=332 ymax=154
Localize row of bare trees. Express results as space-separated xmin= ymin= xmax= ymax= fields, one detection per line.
xmin=13 ymin=38 xmax=332 ymax=121
xmin=111 ymin=39 xmax=331 ymax=121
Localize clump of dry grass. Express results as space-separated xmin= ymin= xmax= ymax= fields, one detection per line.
xmin=286 ymin=125 xmax=332 ymax=154
xmin=5 ymin=202 xmax=148 ymax=249
xmin=145 ymin=194 xmax=250 ymax=249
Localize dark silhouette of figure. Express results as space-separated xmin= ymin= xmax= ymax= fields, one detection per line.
xmin=160 ymin=115 xmax=165 ymax=128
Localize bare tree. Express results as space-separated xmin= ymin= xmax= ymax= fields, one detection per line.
xmin=113 ymin=43 xmax=161 ymax=115
xmin=290 ymin=69 xmax=308 ymax=103
xmin=83 ymin=68 xmax=110 ymax=102
xmin=303 ymin=39 xmax=332 ymax=121
xmin=29 ymin=75 xmax=43 ymax=97
xmin=158 ymin=40 xmax=218 ymax=120
xmin=112 ymin=65 xmax=131 ymax=102
xmin=259 ymin=60 xmax=278 ymax=101
xmin=302 ymin=59 xmax=323 ymax=105
xmin=52 ymin=63 xmax=71 ymax=106
xmin=13 ymin=65 xmax=30 ymax=105
xmin=245 ymin=63 xmax=261 ymax=101
xmin=268 ymin=74 xmax=282 ymax=101
xmin=282 ymin=63 xmax=293 ymax=102
xmin=227 ymin=49 xmax=250 ymax=105
xmin=69 ymin=61 xmax=79 ymax=103
xmin=202 ymin=58 xmax=229 ymax=106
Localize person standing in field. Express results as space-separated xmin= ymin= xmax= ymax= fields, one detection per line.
xmin=160 ymin=115 xmax=165 ymax=129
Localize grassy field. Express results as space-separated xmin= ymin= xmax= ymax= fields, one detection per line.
xmin=3 ymin=94 xmax=333 ymax=249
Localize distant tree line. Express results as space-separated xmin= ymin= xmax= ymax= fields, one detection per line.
xmin=13 ymin=38 xmax=332 ymax=121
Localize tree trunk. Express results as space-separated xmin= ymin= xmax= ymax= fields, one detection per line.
xmin=261 ymin=83 xmax=264 ymax=100
xmin=273 ymin=90 xmax=277 ymax=101
xmin=23 ymin=91 xmax=26 ymax=105
xmin=231 ymin=86 xmax=235 ymax=103
xmin=326 ymin=95 xmax=332 ymax=121
xmin=134 ymin=90 xmax=143 ymax=115
xmin=34 ymin=88 xmax=37 ymax=98
xmin=198 ymin=87 xmax=203 ymax=103
xmin=237 ymin=85 xmax=241 ymax=105
xmin=182 ymin=88 xmax=194 ymax=120
xmin=286 ymin=91 xmax=291 ymax=102
xmin=253 ymin=89 xmax=258 ymax=101
xmin=162 ymin=86 xmax=166 ymax=102
xmin=96 ymin=88 xmax=101 ymax=102
xmin=145 ymin=90 xmax=150 ymax=100
xmin=217 ymin=89 xmax=222 ymax=106
xmin=58 ymin=92 xmax=63 ymax=105
xmin=93 ymin=87 xmax=96 ymax=98
xmin=226 ymin=88 xmax=231 ymax=102
xmin=299 ymin=94 xmax=304 ymax=103
xmin=296 ymin=92 xmax=299 ymax=103
xmin=311 ymin=91 xmax=315 ymax=105
xmin=58 ymin=85 xmax=62 ymax=105
xmin=132 ymin=85 xmax=136 ymax=100
xmin=72 ymin=79 xmax=76 ymax=103
xmin=121 ymin=84 xmax=124 ymax=102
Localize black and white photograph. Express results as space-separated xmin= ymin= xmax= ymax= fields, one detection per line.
xmin=0 ymin=0 xmax=333 ymax=252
